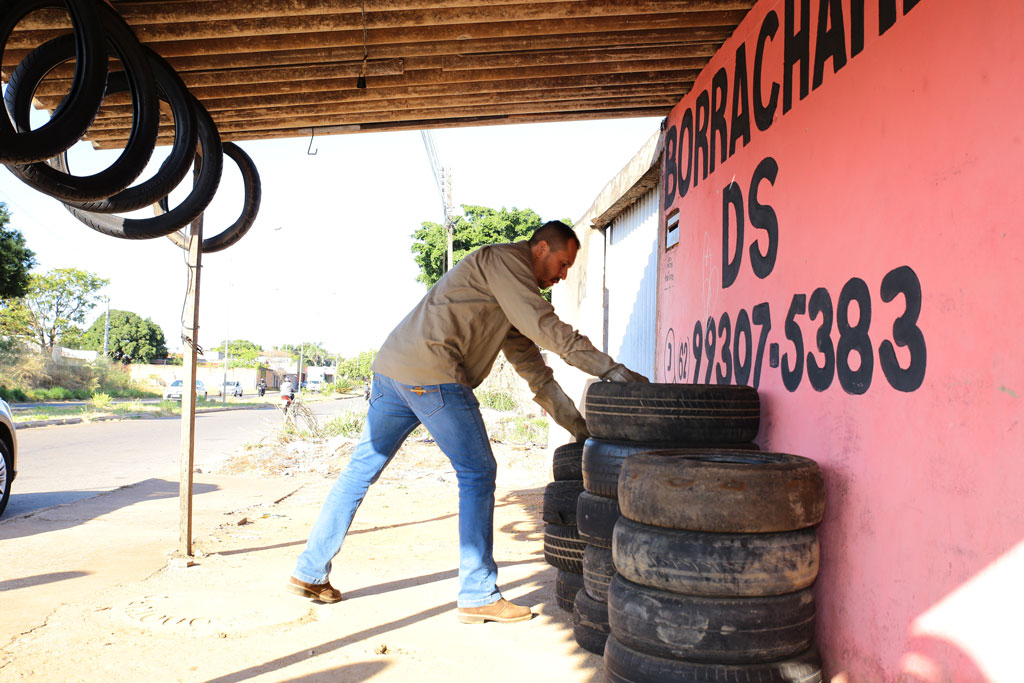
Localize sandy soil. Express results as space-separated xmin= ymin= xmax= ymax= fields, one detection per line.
xmin=0 ymin=417 xmax=604 ymax=682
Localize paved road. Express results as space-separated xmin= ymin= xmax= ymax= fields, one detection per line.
xmin=6 ymin=397 xmax=362 ymax=518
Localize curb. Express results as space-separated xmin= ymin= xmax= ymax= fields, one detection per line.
xmin=14 ymin=403 xmax=275 ymax=430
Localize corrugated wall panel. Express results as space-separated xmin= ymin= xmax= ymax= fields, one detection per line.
xmin=605 ymin=187 xmax=658 ymax=379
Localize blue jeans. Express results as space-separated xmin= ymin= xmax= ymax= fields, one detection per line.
xmin=293 ymin=373 xmax=501 ymax=607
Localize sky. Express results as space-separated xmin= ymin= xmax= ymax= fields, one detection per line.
xmin=1 ymin=114 xmax=661 ymax=358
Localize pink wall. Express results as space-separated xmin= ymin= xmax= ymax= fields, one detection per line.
xmin=655 ymin=0 xmax=1023 ymax=680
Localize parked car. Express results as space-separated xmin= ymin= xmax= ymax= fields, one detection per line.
xmin=217 ymin=381 xmax=243 ymax=397
xmin=0 ymin=397 xmax=18 ymax=517
xmin=306 ymin=379 xmax=322 ymax=392
xmin=164 ymin=379 xmax=207 ymax=400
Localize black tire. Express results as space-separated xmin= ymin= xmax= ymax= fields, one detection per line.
xmin=583 ymin=438 xmax=759 ymax=499
xmin=543 ymin=523 xmax=584 ymax=573
xmin=619 ymin=451 xmax=825 ymax=532
xmin=572 ymin=588 xmax=609 ymax=656
xmin=0 ymin=0 xmax=108 ymax=164
xmin=552 ymin=441 xmax=584 ymax=481
xmin=576 ymin=491 xmax=619 ymax=548
xmin=612 ymin=517 xmax=819 ymax=597
xmin=583 ymin=544 xmax=614 ymax=602
xmin=0 ymin=439 xmax=12 ymax=516
xmin=608 ymin=574 xmax=815 ymax=663
xmin=584 ymin=382 xmax=760 ymax=444
xmin=6 ymin=0 xmax=158 ymax=202
xmin=604 ymin=635 xmax=823 ymax=683
xmin=165 ymin=141 xmax=261 ymax=253
xmin=65 ymin=95 xmax=223 ymax=239
xmin=61 ymin=45 xmax=198 ymax=213
xmin=542 ymin=480 xmax=583 ymax=525
xmin=554 ymin=569 xmax=584 ymax=612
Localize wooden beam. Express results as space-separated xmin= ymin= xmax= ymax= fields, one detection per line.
xmin=90 ymin=106 xmax=673 ymax=148
xmin=4 ymin=10 xmax=745 ymax=52
xmin=15 ymin=1 xmax=755 ymax=32
xmin=89 ymin=81 xmax=690 ymax=126
xmin=3 ymin=30 xmax=729 ymax=74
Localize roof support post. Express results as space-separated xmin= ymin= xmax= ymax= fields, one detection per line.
xmin=178 ymin=212 xmax=203 ymax=558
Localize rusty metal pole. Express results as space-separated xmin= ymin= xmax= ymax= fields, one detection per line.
xmin=179 ymin=213 xmax=203 ymax=557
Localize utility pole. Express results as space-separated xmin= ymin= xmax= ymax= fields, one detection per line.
xmin=421 ymin=131 xmax=456 ymax=272
xmin=102 ymin=297 xmax=110 ymax=356
xmin=297 ymin=343 xmax=304 ymax=392
xmin=179 ymin=212 xmax=203 ymax=558
xmin=221 ymin=337 xmax=228 ymax=404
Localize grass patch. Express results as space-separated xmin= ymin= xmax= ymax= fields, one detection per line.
xmin=477 ymin=390 xmax=518 ymax=412
xmin=487 ymin=416 xmax=549 ymax=447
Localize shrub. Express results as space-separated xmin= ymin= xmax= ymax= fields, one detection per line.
xmin=89 ymin=392 xmax=113 ymax=410
xmin=477 ymin=390 xmax=517 ymax=412
xmin=0 ymin=385 xmax=28 ymax=402
xmin=488 ymin=416 xmax=548 ymax=446
xmin=323 ymin=411 xmax=366 ymax=438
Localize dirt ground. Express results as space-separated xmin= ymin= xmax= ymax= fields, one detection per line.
xmin=0 ymin=422 xmax=605 ymax=682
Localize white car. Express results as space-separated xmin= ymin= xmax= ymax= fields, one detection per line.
xmin=0 ymin=397 xmax=17 ymax=517
xmin=164 ymin=379 xmax=207 ymax=400
xmin=306 ymin=379 xmax=322 ymax=392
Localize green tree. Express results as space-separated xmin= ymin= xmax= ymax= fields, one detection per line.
xmin=338 ymin=349 xmax=376 ymax=381
xmin=281 ymin=341 xmax=331 ymax=366
xmin=218 ymin=339 xmax=262 ymax=367
xmin=411 ymin=205 xmax=560 ymax=293
xmin=1 ymin=268 xmax=108 ymax=354
xmin=0 ymin=202 xmax=37 ymax=300
xmin=79 ymin=309 xmax=167 ymax=363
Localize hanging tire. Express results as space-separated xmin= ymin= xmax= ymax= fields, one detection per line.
xmin=576 ymin=491 xmax=619 ymax=548
xmin=542 ymin=480 xmax=583 ymax=525
xmin=0 ymin=0 xmax=108 ymax=164
xmin=60 ymin=45 xmax=198 ymax=213
xmin=572 ymin=588 xmax=609 ymax=656
xmin=619 ymin=451 xmax=825 ymax=533
xmin=582 ymin=544 xmax=614 ymax=602
xmin=608 ymin=574 xmax=815 ymax=663
xmin=604 ymin=635 xmax=824 ymax=683
xmin=64 ymin=95 xmax=223 ymax=239
xmin=164 ymin=141 xmax=261 ymax=253
xmin=6 ymin=0 xmax=158 ymax=201
xmin=543 ymin=523 xmax=584 ymax=573
xmin=583 ymin=382 xmax=760 ymax=444
xmin=612 ymin=517 xmax=819 ymax=597
xmin=554 ymin=568 xmax=584 ymax=612
xmin=583 ymin=438 xmax=758 ymax=499
xmin=552 ymin=441 xmax=583 ymax=481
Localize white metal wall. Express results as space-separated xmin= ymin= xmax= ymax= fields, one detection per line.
xmin=604 ymin=187 xmax=659 ymax=379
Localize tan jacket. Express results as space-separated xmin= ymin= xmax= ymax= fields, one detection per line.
xmin=372 ymin=241 xmax=617 ymax=391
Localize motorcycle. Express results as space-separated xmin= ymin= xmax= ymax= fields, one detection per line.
xmin=257 ymin=382 xmax=266 ymax=397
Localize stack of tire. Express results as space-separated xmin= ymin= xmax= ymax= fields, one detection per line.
xmin=582 ymin=383 xmax=826 ymax=682
xmin=543 ymin=441 xmax=586 ymax=613
xmin=571 ymin=382 xmax=762 ymax=658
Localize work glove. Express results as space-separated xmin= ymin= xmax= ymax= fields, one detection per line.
xmin=601 ymin=363 xmax=650 ymax=383
xmin=534 ymin=380 xmax=591 ymax=442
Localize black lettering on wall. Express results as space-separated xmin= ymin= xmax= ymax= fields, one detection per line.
xmin=813 ymin=0 xmax=848 ymax=89
xmin=754 ymin=11 xmax=780 ymax=131
xmin=850 ymin=0 xmax=865 ymax=56
xmin=722 ymin=181 xmax=745 ymax=288
xmin=879 ymin=0 xmax=897 ymax=34
xmin=694 ymin=90 xmax=711 ymax=186
xmin=678 ymin=108 xmax=694 ymax=199
xmin=784 ymin=0 xmax=811 ymax=113
xmin=710 ymin=67 xmax=730 ymax=174
xmin=730 ymin=44 xmax=752 ymax=156
xmin=663 ymin=125 xmax=678 ymax=208
xmin=748 ymin=156 xmax=779 ymax=280
xmin=879 ymin=265 xmax=926 ymax=391
xmin=904 ymin=0 xmax=920 ymax=14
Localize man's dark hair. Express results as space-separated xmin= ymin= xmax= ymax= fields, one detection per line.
xmin=529 ymin=220 xmax=580 ymax=251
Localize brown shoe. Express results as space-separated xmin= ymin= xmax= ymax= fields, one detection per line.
xmin=287 ymin=576 xmax=342 ymax=603
xmin=457 ymin=597 xmax=533 ymax=624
